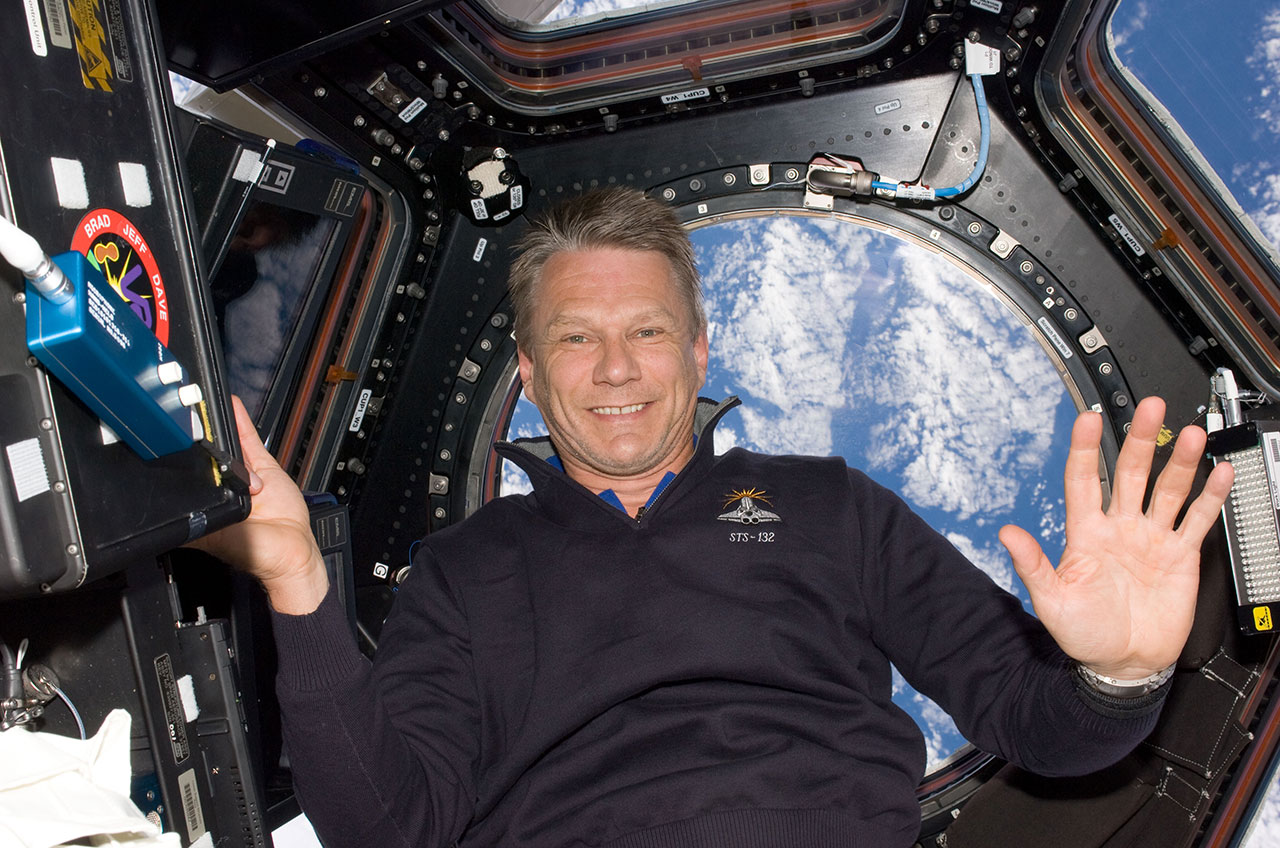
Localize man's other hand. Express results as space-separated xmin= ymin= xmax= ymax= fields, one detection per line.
xmin=188 ymin=396 xmax=329 ymax=614
xmin=998 ymin=396 xmax=1234 ymax=680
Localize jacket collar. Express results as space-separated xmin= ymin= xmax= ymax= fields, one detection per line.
xmin=494 ymin=396 xmax=741 ymax=528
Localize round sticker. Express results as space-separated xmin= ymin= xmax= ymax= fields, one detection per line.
xmin=71 ymin=209 xmax=170 ymax=345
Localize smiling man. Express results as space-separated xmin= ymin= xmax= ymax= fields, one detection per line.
xmin=205 ymin=187 xmax=1234 ymax=848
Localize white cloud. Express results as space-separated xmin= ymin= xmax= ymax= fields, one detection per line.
xmin=915 ymin=692 xmax=963 ymax=771
xmin=698 ymin=217 xmax=1066 ymax=522
xmin=700 ymin=218 xmax=873 ymax=456
xmin=713 ymin=423 xmax=741 ymax=455
xmin=500 ymin=459 xmax=534 ymax=496
xmin=1248 ymin=9 xmax=1280 ymax=136
xmin=1244 ymin=769 xmax=1280 ymax=847
xmin=1109 ymin=0 xmax=1151 ymax=52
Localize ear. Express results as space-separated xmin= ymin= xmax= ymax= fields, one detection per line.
xmin=517 ymin=346 xmax=539 ymax=406
xmin=693 ymin=328 xmax=709 ymax=390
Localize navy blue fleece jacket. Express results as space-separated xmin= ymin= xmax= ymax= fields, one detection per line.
xmin=272 ymin=398 xmax=1165 ymax=847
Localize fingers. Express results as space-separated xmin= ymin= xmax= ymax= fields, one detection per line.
xmin=1177 ymin=460 xmax=1234 ymax=546
xmin=1064 ymin=410 xmax=1104 ymax=533
xmin=1146 ymin=423 xmax=1207 ymax=528
xmin=1000 ymin=524 xmax=1058 ymax=608
xmin=229 ymin=395 xmax=266 ymax=494
xmin=1110 ymin=396 xmax=1166 ymax=516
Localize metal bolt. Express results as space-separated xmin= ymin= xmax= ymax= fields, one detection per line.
xmin=467 ymin=105 xmax=481 ymax=120
xmin=39 ymin=418 xmax=52 ymax=430
xmin=1084 ymin=334 xmax=1097 ymax=347
xmin=939 ymin=206 xmax=955 ymax=221
xmin=440 ymin=449 xmax=452 ymax=461
xmin=314 ymin=87 xmax=327 ymax=97
xmin=480 ymin=339 xmax=492 ymax=351
xmin=66 ymin=544 xmax=78 ymax=555
xmin=689 ymin=178 xmax=704 ymax=192
xmin=1020 ymin=260 xmax=1034 ymax=274
xmin=1035 ymin=275 xmax=1045 ymax=285
xmin=53 ymin=481 xmax=65 ymax=492
xmin=391 ymin=144 xmax=402 ymax=155
xmin=434 ymin=507 xmax=446 ymax=519
xmin=1064 ymin=308 xmax=1078 ymax=321
xmin=396 ymin=312 xmax=406 ymax=323
xmin=454 ymin=392 xmax=467 ymax=404
xmin=784 ymin=167 xmax=801 ymax=181
xmin=13 ymin=292 xmax=25 ymax=304
xmin=662 ymin=187 xmax=677 ymax=201
xmin=409 ymin=157 xmax=424 ymax=170
xmin=968 ymin=222 xmax=982 ymax=235
xmin=1099 ymin=362 xmax=1113 ymax=375
xmin=444 ymin=422 xmax=454 ymax=432
xmin=439 ymin=129 xmax=450 ymax=141
xmin=25 ymin=356 xmax=36 ymax=366
xmin=417 ymin=60 xmax=428 ymax=70
xmin=1113 ymin=392 xmax=1130 ymax=408
xmin=723 ymin=172 xmax=736 ymax=186
xmin=354 ymin=115 xmax=366 ymax=127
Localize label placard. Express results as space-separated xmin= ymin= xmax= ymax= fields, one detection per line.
xmin=1108 ymin=213 xmax=1147 ymax=256
xmin=1036 ymin=316 xmax=1074 ymax=360
xmin=661 ymin=87 xmax=710 ymax=104
xmin=154 ymin=654 xmax=190 ymax=762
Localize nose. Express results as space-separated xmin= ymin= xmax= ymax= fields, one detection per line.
xmin=593 ymin=335 xmax=641 ymax=387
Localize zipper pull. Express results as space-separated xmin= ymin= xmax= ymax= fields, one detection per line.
xmin=634 ymin=506 xmax=647 ymax=521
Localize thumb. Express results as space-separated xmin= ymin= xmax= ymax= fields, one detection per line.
xmin=999 ymin=524 xmax=1057 ymax=603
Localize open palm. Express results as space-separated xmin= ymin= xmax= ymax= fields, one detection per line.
xmin=999 ymin=397 xmax=1234 ymax=679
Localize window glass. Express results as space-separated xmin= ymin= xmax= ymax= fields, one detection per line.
xmin=478 ymin=0 xmax=711 ymax=30
xmin=500 ymin=214 xmax=1076 ymax=770
xmin=1108 ymin=0 xmax=1280 ymax=258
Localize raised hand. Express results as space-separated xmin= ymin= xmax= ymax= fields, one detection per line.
xmin=187 ymin=396 xmax=329 ymax=614
xmin=998 ymin=396 xmax=1234 ymax=679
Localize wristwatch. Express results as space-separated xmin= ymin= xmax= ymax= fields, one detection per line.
xmin=1075 ymin=662 xmax=1176 ymax=698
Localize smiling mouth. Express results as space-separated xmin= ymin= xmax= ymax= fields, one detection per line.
xmin=591 ymin=403 xmax=647 ymax=415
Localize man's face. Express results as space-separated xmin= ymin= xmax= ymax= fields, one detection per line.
xmin=517 ymin=248 xmax=708 ymax=484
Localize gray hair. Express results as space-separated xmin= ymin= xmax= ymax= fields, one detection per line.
xmin=507 ymin=187 xmax=705 ymax=345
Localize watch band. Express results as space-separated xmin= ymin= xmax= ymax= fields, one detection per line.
xmin=1075 ymin=662 xmax=1176 ymax=698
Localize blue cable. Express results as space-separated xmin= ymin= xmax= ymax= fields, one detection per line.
xmin=874 ymin=73 xmax=990 ymax=200
xmin=934 ymin=74 xmax=990 ymax=198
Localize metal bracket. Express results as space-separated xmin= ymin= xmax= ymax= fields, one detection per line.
xmin=989 ymin=229 xmax=1021 ymax=259
xmin=1078 ymin=325 xmax=1109 ymax=354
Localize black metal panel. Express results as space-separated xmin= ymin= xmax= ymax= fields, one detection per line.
xmin=156 ymin=0 xmax=452 ymax=92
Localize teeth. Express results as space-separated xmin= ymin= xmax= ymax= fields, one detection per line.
xmin=592 ymin=403 xmax=645 ymax=415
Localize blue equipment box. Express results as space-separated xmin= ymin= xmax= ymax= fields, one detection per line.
xmin=26 ymin=252 xmax=200 ymax=459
